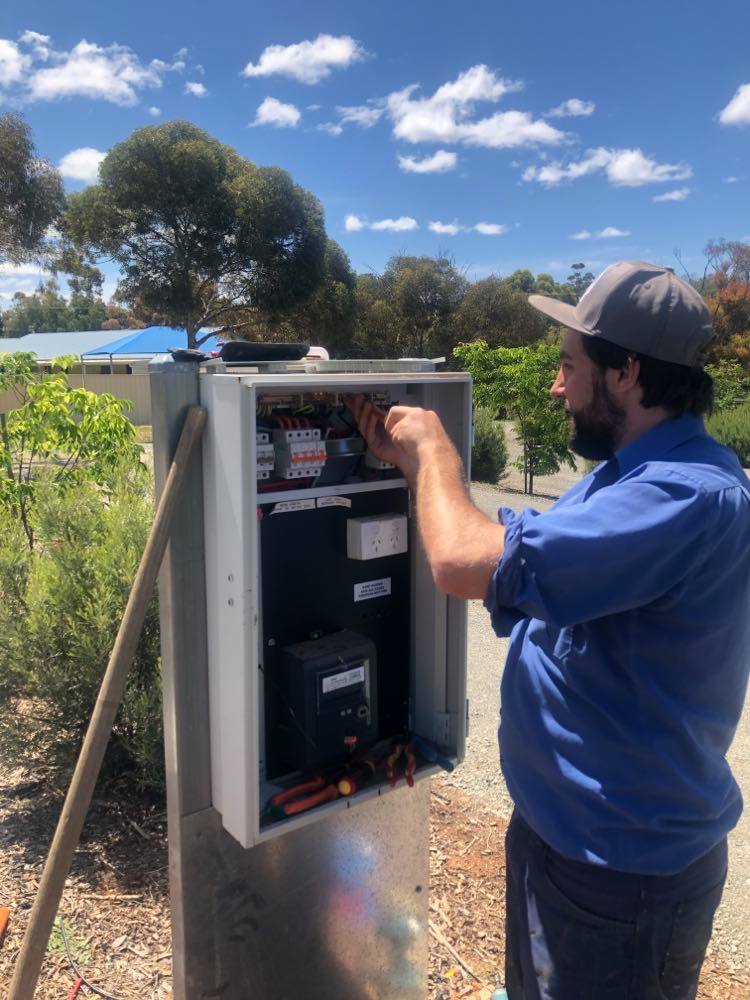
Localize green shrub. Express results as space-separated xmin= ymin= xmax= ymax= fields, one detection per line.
xmin=0 ymin=468 xmax=164 ymax=791
xmin=707 ymin=401 xmax=750 ymax=468
xmin=471 ymin=407 xmax=508 ymax=483
xmin=706 ymin=360 xmax=750 ymax=411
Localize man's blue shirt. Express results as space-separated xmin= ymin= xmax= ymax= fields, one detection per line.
xmin=485 ymin=414 xmax=750 ymax=874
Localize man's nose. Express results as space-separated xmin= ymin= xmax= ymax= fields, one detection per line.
xmin=550 ymin=369 xmax=565 ymax=398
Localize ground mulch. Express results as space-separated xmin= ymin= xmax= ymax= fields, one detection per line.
xmin=427 ymin=781 xmax=750 ymax=1000
xmin=0 ymin=768 xmax=171 ymax=999
xmin=0 ymin=766 xmax=747 ymax=999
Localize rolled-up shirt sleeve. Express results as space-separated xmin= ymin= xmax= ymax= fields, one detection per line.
xmin=484 ymin=471 xmax=719 ymax=632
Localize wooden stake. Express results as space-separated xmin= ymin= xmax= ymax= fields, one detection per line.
xmin=8 ymin=405 xmax=206 ymax=1000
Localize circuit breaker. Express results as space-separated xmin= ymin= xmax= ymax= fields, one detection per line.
xmin=200 ymin=361 xmax=471 ymax=847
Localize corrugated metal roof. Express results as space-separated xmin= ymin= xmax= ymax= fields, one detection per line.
xmin=0 ymin=329 xmax=134 ymax=360
xmin=82 ymin=326 xmax=223 ymax=356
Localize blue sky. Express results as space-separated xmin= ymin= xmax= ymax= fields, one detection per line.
xmin=1 ymin=0 xmax=749 ymax=307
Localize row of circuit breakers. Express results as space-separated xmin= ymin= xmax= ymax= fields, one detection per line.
xmin=255 ymin=426 xmax=393 ymax=482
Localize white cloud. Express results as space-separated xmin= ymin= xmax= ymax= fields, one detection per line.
xmin=0 ymin=39 xmax=30 ymax=86
xmin=547 ymin=98 xmax=595 ymax=118
xmin=58 ymin=146 xmax=106 ymax=183
xmin=19 ymin=31 xmax=49 ymax=44
xmin=0 ymin=261 xmax=47 ymax=306
xmin=346 ymin=214 xmax=418 ymax=232
xmin=0 ymin=262 xmax=47 ymax=276
xmin=336 ymin=103 xmax=384 ymax=128
xmin=523 ymin=147 xmax=692 ymax=187
xmin=474 ymin=222 xmax=509 ymax=235
xmin=25 ymin=39 xmax=175 ymax=106
xmin=251 ymin=96 xmax=301 ymax=128
xmin=429 ymin=221 xmax=463 ymax=235
xmin=184 ymin=81 xmax=207 ymax=97
xmin=718 ymin=83 xmax=750 ymax=126
xmin=147 ymin=105 xmax=161 ymax=117
xmin=569 ymin=226 xmax=631 ymax=240
xmin=242 ymin=34 xmax=366 ymax=85
xmin=606 ymin=149 xmax=691 ymax=186
xmin=317 ymin=122 xmax=343 ymax=136
xmin=723 ymin=175 xmax=743 ymax=184
xmin=19 ymin=30 xmax=51 ymax=61
xmin=653 ymin=187 xmax=690 ymax=202
xmin=398 ymin=150 xmax=457 ymax=174
xmin=371 ymin=216 xmax=418 ymax=232
xmin=386 ymin=64 xmax=565 ymax=149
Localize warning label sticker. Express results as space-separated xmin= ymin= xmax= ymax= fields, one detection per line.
xmin=354 ymin=578 xmax=392 ymax=602
xmin=317 ymin=496 xmax=352 ymax=509
xmin=270 ymin=499 xmax=316 ymax=515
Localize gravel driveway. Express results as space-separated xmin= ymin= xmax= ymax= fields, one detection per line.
xmin=441 ymin=430 xmax=750 ymax=972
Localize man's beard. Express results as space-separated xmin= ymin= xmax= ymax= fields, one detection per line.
xmin=568 ymin=374 xmax=626 ymax=461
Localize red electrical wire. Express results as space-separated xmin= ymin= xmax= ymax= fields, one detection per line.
xmin=66 ymin=977 xmax=84 ymax=999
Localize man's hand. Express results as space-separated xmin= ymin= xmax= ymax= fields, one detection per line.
xmin=347 ymin=395 xmax=451 ymax=482
xmin=347 ymin=394 xmax=504 ymax=598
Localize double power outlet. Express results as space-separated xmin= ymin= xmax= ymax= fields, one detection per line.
xmin=347 ymin=514 xmax=408 ymax=561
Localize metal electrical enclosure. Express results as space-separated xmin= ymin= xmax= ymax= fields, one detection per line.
xmin=200 ymin=365 xmax=471 ymax=848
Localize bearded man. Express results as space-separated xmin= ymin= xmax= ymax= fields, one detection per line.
xmin=350 ymin=261 xmax=750 ymax=1000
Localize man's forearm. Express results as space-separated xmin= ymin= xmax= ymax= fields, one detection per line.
xmin=412 ymin=436 xmax=505 ymax=600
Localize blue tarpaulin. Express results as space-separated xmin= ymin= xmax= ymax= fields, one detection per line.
xmin=82 ymin=326 xmax=224 ymax=356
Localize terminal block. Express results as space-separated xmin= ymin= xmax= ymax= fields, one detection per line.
xmin=365 ymin=450 xmax=396 ymax=471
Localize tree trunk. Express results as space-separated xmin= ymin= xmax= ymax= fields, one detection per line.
xmin=186 ymin=321 xmax=197 ymax=351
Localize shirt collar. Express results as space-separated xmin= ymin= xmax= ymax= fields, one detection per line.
xmin=615 ymin=414 xmax=706 ymax=477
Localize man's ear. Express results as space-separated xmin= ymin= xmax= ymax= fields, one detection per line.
xmin=617 ymin=355 xmax=640 ymax=392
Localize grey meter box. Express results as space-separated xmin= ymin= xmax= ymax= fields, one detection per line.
xmin=200 ymin=365 xmax=471 ymax=847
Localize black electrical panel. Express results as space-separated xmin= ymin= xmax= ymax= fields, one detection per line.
xmin=275 ymin=630 xmax=378 ymax=772
xmin=259 ymin=487 xmax=410 ymax=780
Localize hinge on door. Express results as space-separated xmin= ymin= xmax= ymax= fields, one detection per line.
xmin=435 ymin=712 xmax=452 ymax=746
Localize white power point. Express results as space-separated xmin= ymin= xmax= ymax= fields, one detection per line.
xmin=347 ymin=514 xmax=408 ymax=560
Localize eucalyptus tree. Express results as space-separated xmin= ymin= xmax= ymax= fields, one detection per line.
xmin=0 ymin=114 xmax=64 ymax=265
xmin=63 ymin=121 xmax=327 ymax=348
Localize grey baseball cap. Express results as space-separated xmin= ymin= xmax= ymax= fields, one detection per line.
xmin=528 ymin=261 xmax=715 ymax=366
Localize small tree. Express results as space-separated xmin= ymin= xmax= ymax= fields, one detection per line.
xmin=62 ymin=121 xmax=327 ymax=348
xmin=471 ymin=407 xmax=508 ymax=483
xmin=0 ymin=114 xmax=65 ymax=266
xmin=455 ymin=340 xmax=575 ymax=495
xmin=0 ymin=352 xmax=141 ymax=548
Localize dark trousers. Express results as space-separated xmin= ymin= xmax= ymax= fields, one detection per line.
xmin=504 ymin=810 xmax=727 ymax=1000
